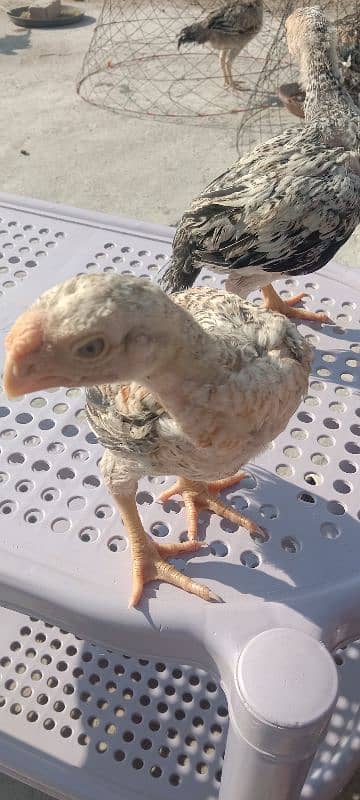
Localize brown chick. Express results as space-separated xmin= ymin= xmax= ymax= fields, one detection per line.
xmin=4 ymin=274 xmax=312 ymax=607
xmin=177 ymin=0 xmax=263 ymax=90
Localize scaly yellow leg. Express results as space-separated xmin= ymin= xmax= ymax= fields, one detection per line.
xmin=113 ymin=492 xmax=220 ymax=607
xmin=262 ymin=284 xmax=331 ymax=324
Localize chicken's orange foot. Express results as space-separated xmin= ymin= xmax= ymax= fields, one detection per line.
xmin=112 ymin=491 xmax=220 ymax=607
xmin=262 ymin=284 xmax=331 ymax=324
xmin=157 ymin=477 xmax=262 ymax=541
xmin=130 ymin=536 xmax=220 ymax=607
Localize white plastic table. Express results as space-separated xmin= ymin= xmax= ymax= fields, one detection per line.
xmin=0 ymin=193 xmax=359 ymax=800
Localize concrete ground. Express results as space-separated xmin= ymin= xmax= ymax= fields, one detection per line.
xmin=0 ymin=1 xmax=359 ymax=798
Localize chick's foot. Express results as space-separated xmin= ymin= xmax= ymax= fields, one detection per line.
xmin=262 ymin=285 xmax=331 ymax=324
xmin=157 ymin=475 xmax=262 ymax=541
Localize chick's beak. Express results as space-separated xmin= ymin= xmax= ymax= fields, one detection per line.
xmin=3 ymin=310 xmax=49 ymax=399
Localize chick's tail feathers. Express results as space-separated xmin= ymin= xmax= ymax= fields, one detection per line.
xmin=159 ymin=257 xmax=200 ymax=294
xmin=178 ymin=22 xmax=209 ymax=49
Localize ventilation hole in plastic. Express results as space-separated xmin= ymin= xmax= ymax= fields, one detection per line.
xmin=38 ymin=419 xmax=55 ymax=433
xmin=304 ymin=472 xmax=322 ymax=486
xmin=24 ymin=508 xmax=43 ymax=524
xmin=333 ymin=479 xmax=352 ymax=494
xmin=57 ymin=661 xmax=67 ymax=672
xmin=175 ymin=709 xmax=185 ymax=721
xmin=230 ymin=494 xmax=248 ymax=512
xmin=150 ymin=522 xmax=169 ymax=537
xmin=0 ymin=407 xmax=10 ymax=418
xmin=23 ymin=436 xmax=40 ymax=448
xmin=114 ymin=705 xmax=125 ymax=717
xmin=283 ymin=446 xmax=301 ymax=459
xmin=317 ymin=368 xmax=331 ymax=378
xmin=320 ymin=522 xmax=341 ymax=539
xmin=0 ymin=428 xmax=17 ymax=441
xmin=291 ymin=428 xmax=308 ymax=441
xmin=8 ymin=452 xmax=25 ymax=464
xmin=276 ymin=464 xmax=293 ymax=477
xmin=351 ymin=424 xmax=360 ymax=437
xmin=70 ymin=708 xmax=82 ymax=720
xmin=137 ymin=491 xmax=153 ymax=506
xmin=10 ymin=702 xmax=22 ymax=715
xmin=298 ymin=492 xmax=315 ymax=504
xmin=327 ymin=501 xmax=345 ymax=515
xmin=140 ymin=694 xmax=150 ymax=706
xmin=57 ymin=468 xmax=75 ymax=481
xmin=16 ymin=479 xmax=34 ymax=494
xmin=341 ymin=373 xmax=354 ymax=383
xmin=114 ymin=663 xmax=124 ymax=676
xmin=150 ymin=765 xmax=162 ymax=778
xmin=31 ymin=669 xmax=42 ymax=681
xmin=5 ymin=679 xmax=16 ymax=691
xmin=88 ymin=715 xmax=100 ymax=728
xmin=37 ymin=693 xmax=49 ymax=706
xmin=78 ymin=733 xmax=89 ymax=746
xmin=281 ymin=537 xmax=301 ymax=554
xmin=32 ymin=460 xmax=50 ymax=472
xmin=114 ymin=749 xmax=125 ymax=761
xmin=304 ymin=394 xmax=320 ymax=406
xmin=83 ymin=475 xmax=100 ymax=488
xmin=15 ymin=412 xmax=33 ymax=425
xmin=47 ymin=442 xmax=65 ymax=454
xmin=317 ymin=435 xmax=335 ymax=447
xmin=345 ymin=442 xmax=360 ymax=455
xmin=323 ymin=418 xmax=340 ymax=430
xmin=0 ymin=500 xmax=17 ymax=515
xmin=10 ymin=641 xmax=21 ymax=652
xmin=311 ymin=453 xmax=329 ymax=466
xmin=108 ymin=536 xmax=126 ymax=552
xmin=259 ymin=504 xmax=278 ymax=519
xmin=27 ymin=710 xmax=38 ymax=722
xmin=210 ymin=540 xmax=228 ymax=557
xmin=334 ymin=653 xmax=344 ymax=666
xmin=339 ymin=460 xmax=357 ymax=474
xmin=47 ymin=677 xmax=58 ymax=688
xmin=79 ymin=527 xmax=99 ymax=543
xmin=80 ymin=691 xmax=91 ymax=703
xmin=240 ymin=550 xmax=260 ymax=568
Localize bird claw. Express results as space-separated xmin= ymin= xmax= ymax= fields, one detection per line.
xmin=157 ymin=476 xmax=258 ymax=540
xmin=129 ymin=537 xmax=216 ymax=607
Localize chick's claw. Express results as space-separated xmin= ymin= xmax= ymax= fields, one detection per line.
xmin=129 ymin=536 xmax=219 ymax=607
xmin=157 ymin=476 xmax=260 ymax=541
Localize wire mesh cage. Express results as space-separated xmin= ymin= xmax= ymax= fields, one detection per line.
xmin=77 ymin=0 xmax=294 ymax=127
xmin=236 ymin=0 xmax=360 ymax=152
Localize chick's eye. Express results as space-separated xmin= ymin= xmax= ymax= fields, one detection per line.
xmin=76 ymin=338 xmax=105 ymax=359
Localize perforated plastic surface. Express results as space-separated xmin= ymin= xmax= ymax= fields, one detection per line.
xmin=0 ymin=607 xmax=359 ymax=800
xmin=0 ymin=194 xmax=360 ymax=798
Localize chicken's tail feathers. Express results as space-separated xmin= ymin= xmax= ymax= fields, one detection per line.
xmin=177 ymin=23 xmax=208 ymax=49
xmin=159 ymin=258 xmax=200 ymax=294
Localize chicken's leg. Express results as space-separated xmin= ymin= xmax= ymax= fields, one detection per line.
xmin=262 ymin=284 xmax=331 ymax=324
xmin=113 ymin=491 xmax=219 ymax=606
xmin=225 ymin=48 xmax=245 ymax=90
xmin=157 ymin=475 xmax=262 ymax=541
xmin=219 ymin=49 xmax=228 ymax=86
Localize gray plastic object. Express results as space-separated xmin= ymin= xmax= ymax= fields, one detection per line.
xmin=0 ymin=192 xmax=359 ymax=800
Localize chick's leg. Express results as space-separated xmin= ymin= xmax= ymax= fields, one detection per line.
xmin=112 ymin=491 xmax=219 ymax=606
xmin=219 ymin=49 xmax=228 ymax=86
xmin=225 ymin=48 xmax=244 ymax=90
xmin=262 ymin=284 xmax=331 ymax=324
xmin=157 ymin=475 xmax=262 ymax=541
